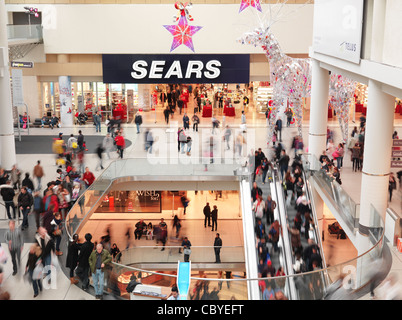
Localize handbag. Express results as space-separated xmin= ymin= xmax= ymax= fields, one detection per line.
xmin=183 ymin=248 xmax=191 ymax=255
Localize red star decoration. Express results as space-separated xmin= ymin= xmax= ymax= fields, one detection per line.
xmin=164 ymin=15 xmax=202 ymax=52
xmin=239 ymin=0 xmax=262 ymax=13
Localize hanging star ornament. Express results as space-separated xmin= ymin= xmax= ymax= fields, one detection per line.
xmin=239 ymin=0 xmax=262 ymax=13
xmin=163 ymin=2 xmax=202 ymax=52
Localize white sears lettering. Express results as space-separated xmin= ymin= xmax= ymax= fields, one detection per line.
xmin=164 ymin=60 xmax=183 ymax=79
xmin=204 ymin=60 xmax=221 ymax=79
xmin=130 ymin=60 xmax=222 ymax=79
xmin=149 ymin=61 xmax=165 ymax=78
xmin=131 ymin=60 xmax=148 ymax=79
xmin=185 ymin=61 xmax=204 ymax=78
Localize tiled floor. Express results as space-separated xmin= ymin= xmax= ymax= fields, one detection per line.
xmin=1 ymin=97 xmax=402 ymax=300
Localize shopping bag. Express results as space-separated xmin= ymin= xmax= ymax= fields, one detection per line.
xmin=32 ymin=263 xmax=43 ymax=280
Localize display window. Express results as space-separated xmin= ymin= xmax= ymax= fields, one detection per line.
xmin=96 ymin=190 xmax=188 ymax=214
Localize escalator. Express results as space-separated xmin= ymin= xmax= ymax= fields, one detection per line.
xmin=272 ymin=161 xmax=328 ymax=300
xmin=244 ymin=167 xmax=297 ymax=300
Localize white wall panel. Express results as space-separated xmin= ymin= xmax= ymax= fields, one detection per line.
xmin=383 ymin=0 xmax=402 ymax=69
xmin=6 ymin=4 xmax=313 ymax=55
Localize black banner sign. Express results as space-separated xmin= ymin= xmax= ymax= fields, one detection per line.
xmin=102 ymin=54 xmax=250 ymax=84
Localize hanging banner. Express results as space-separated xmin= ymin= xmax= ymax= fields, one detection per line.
xmin=59 ymin=76 xmax=73 ymax=126
xmin=313 ymin=0 xmax=364 ymax=64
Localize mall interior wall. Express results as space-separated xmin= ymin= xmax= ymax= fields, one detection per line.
xmin=6 ymin=4 xmax=313 ymax=54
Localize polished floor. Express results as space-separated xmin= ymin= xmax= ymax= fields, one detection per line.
xmin=1 ymin=97 xmax=402 ymax=300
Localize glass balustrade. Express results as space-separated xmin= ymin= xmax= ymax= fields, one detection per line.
xmin=65 ymin=158 xmax=247 ymax=240
xmin=103 ymin=223 xmax=384 ymax=300
xmin=64 ymin=155 xmax=385 ymax=300
xmin=7 ymin=24 xmax=43 ymax=40
xmin=117 ymin=246 xmax=245 ymax=265
xmin=300 ymin=154 xmax=360 ymax=230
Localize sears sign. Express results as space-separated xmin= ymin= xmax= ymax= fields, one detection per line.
xmin=102 ymin=54 xmax=250 ymax=84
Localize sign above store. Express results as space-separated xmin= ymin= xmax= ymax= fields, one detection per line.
xmin=102 ymin=54 xmax=250 ymax=84
xmin=10 ymin=61 xmax=34 ymax=68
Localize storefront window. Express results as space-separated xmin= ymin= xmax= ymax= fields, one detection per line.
xmin=95 ymin=191 xmax=191 ymax=214
xmin=40 ymin=81 xmax=139 ymax=122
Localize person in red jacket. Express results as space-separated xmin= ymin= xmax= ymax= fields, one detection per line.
xmin=114 ymin=131 xmax=125 ymax=159
xmin=83 ymin=167 xmax=95 ymax=189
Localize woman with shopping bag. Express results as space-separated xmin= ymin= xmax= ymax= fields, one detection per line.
xmin=25 ymin=244 xmax=43 ymax=298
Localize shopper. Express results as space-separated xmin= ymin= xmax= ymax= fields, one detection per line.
xmin=51 ymin=211 xmax=63 ymax=256
xmin=278 ymin=150 xmax=290 ymax=180
xmin=83 ymin=167 xmax=95 ymax=189
xmin=66 ymin=233 xmax=80 ymax=284
xmin=159 ymin=218 xmax=168 ymax=251
xmin=1 ymin=180 xmax=17 ymax=219
xmin=115 ymin=131 xmax=126 ymax=159
xmin=389 ymin=173 xmax=397 ymax=202
xmin=25 ymin=243 xmax=43 ymax=298
xmin=164 ymin=106 xmax=170 ymax=124
xmin=10 ymin=164 xmax=22 ymax=191
xmin=134 ymin=111 xmax=143 ymax=134
xmin=93 ymin=111 xmax=102 ymax=133
xmin=90 ymin=142 xmax=102 ymax=169
xmin=33 ymin=160 xmax=44 ymax=191
xmin=265 ymin=195 xmax=276 ymax=225
xmin=134 ymin=219 xmax=147 ymax=240
xmin=275 ymin=117 xmax=283 ymax=142
xmin=211 ymin=205 xmax=218 ymax=232
xmin=167 ymin=286 xmax=179 ymax=300
xmin=239 ymin=110 xmax=246 ymax=132
xmin=173 ymin=215 xmax=182 ymax=239
xmin=102 ymin=133 xmax=114 ymax=160
xmin=76 ymin=233 xmax=94 ymax=291
xmin=89 ymin=243 xmax=112 ymax=300
xmin=77 ymin=130 xmax=85 ymax=151
xmin=251 ymin=181 xmax=262 ymax=202
xmin=4 ymin=220 xmax=24 ymax=276
xmin=35 ymin=227 xmax=55 ymax=281
xmin=183 ymin=113 xmax=190 ymax=130
xmin=181 ymin=237 xmax=192 ymax=262
xmin=203 ymin=202 xmax=211 ymax=228
xmin=223 ymin=125 xmax=232 ymax=150
xmin=214 ymin=233 xmax=222 ymax=263
xmin=18 ymin=186 xmax=33 ymax=231
xmin=351 ymin=142 xmax=361 ymax=172
xmin=268 ymin=220 xmax=282 ymax=253
xmin=192 ymin=113 xmax=200 ymax=132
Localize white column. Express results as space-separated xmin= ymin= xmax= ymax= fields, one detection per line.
xmin=370 ymin=0 xmax=387 ymax=62
xmin=0 ymin=0 xmax=16 ymax=170
xmin=58 ymin=76 xmax=73 ymax=127
xmin=357 ymin=79 xmax=394 ymax=255
xmin=308 ymin=59 xmax=330 ymax=169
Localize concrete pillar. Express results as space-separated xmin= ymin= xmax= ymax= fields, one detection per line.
xmin=0 ymin=0 xmax=17 ymax=170
xmin=58 ymin=76 xmax=73 ymax=127
xmin=357 ymin=79 xmax=394 ymax=255
xmin=57 ymin=54 xmax=70 ymax=64
xmin=308 ymin=59 xmax=330 ymax=169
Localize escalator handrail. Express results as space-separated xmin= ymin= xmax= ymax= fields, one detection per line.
xmin=302 ymin=169 xmax=331 ymax=288
xmin=271 ymin=166 xmax=298 ymax=300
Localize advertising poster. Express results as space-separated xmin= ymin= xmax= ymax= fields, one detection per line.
xmin=58 ymin=76 xmax=73 ymax=126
